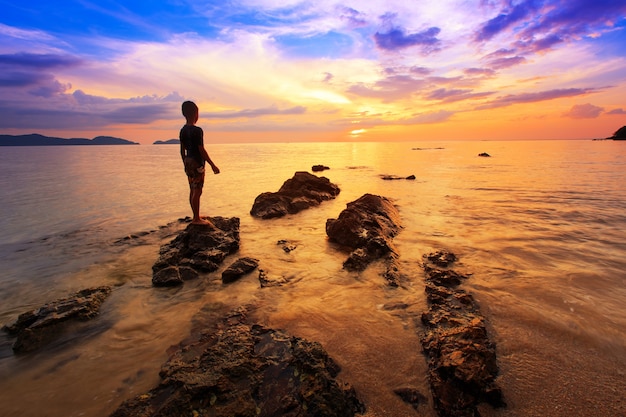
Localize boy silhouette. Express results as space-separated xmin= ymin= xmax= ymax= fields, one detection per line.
xmin=180 ymin=101 xmax=220 ymax=225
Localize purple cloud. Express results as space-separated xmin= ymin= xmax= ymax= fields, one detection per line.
xmin=476 ymin=0 xmax=626 ymax=55
xmin=426 ymin=88 xmax=495 ymax=103
xmin=607 ymin=108 xmax=626 ymax=115
xmin=374 ymin=26 xmax=441 ymax=53
xmin=347 ymin=75 xmax=428 ymax=102
xmin=464 ymin=67 xmax=497 ymax=77
xmin=475 ymin=0 xmax=542 ymax=42
xmin=338 ymin=6 xmax=368 ymax=27
xmin=0 ymin=52 xmax=82 ymax=69
xmin=477 ymin=87 xmax=598 ymax=109
xmin=563 ymin=103 xmax=604 ymax=119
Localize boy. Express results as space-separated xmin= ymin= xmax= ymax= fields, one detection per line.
xmin=180 ymin=101 xmax=220 ymax=225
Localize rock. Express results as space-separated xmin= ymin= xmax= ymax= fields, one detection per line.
xmin=152 ymin=216 xmax=240 ymax=287
xmin=221 ymin=257 xmax=259 ymax=284
xmin=478 ymin=152 xmax=491 ymax=157
xmin=394 ymin=388 xmax=428 ymax=411
xmin=312 ymin=164 xmax=330 ymax=172
xmin=110 ymin=307 xmax=366 ymax=417
xmin=420 ymin=251 xmax=505 ymax=416
xmin=277 ymin=239 xmax=297 ymax=253
xmin=326 ymin=194 xmax=402 ymax=271
xmin=2 ymin=286 xmax=112 ymax=353
xmin=423 ymin=250 xmax=457 ymax=268
xmin=380 ymin=174 xmax=416 ymax=180
xmin=251 ymin=171 xmax=340 ymax=219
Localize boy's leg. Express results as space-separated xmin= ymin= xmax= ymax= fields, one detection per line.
xmin=190 ymin=186 xmax=202 ymax=222
xmin=188 ymin=174 xmax=213 ymax=225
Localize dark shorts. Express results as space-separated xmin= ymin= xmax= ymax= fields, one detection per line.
xmin=184 ymin=157 xmax=205 ymax=189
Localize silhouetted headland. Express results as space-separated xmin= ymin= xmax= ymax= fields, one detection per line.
xmin=0 ymin=133 xmax=139 ymax=146
xmin=608 ymin=125 xmax=626 ymax=140
xmin=153 ymin=138 xmax=180 ymax=144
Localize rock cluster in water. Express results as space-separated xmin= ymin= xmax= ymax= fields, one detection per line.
xmin=326 ymin=193 xmax=402 ymax=271
xmin=420 ymin=250 xmax=505 ymax=416
xmin=152 ymin=216 xmax=240 ymax=287
xmin=110 ymin=306 xmax=365 ymax=417
xmin=2 ymin=170 xmax=507 ymax=417
xmin=250 ymin=171 xmax=340 ymax=219
xmin=2 ymin=286 xmax=112 ymax=353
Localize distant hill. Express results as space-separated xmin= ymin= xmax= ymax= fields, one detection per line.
xmin=0 ymin=133 xmax=139 ymax=146
xmin=609 ymin=126 xmax=626 ymax=140
xmin=154 ymin=139 xmax=180 ymax=145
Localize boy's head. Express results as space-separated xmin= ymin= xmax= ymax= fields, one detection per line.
xmin=182 ymin=101 xmax=199 ymax=122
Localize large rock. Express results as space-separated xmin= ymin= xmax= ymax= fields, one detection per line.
xmin=110 ymin=307 xmax=366 ymax=417
xmin=2 ymin=286 xmax=112 ymax=353
xmin=251 ymin=171 xmax=340 ymax=219
xmin=420 ymin=251 xmax=505 ymax=416
xmin=152 ymin=217 xmax=240 ymax=287
xmin=326 ymin=194 xmax=402 ymax=271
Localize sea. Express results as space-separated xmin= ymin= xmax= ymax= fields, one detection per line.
xmin=0 ymin=140 xmax=625 ymax=417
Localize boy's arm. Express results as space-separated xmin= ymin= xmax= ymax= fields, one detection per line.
xmin=199 ymin=145 xmax=220 ymax=174
xmin=180 ymin=142 xmax=186 ymax=161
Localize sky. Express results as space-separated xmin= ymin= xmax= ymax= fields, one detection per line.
xmin=0 ymin=0 xmax=625 ymax=144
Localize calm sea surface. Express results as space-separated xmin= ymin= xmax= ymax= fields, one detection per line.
xmin=0 ymin=140 xmax=625 ymax=417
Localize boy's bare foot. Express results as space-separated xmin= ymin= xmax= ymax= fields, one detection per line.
xmin=191 ymin=218 xmax=215 ymax=227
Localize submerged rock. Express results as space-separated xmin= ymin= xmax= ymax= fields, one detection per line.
xmin=110 ymin=307 xmax=365 ymax=417
xmin=326 ymin=194 xmax=402 ymax=271
xmin=420 ymin=251 xmax=505 ymax=416
xmin=152 ymin=216 xmax=240 ymax=287
xmin=221 ymin=257 xmax=259 ymax=284
xmin=251 ymin=171 xmax=340 ymax=219
xmin=2 ymin=286 xmax=112 ymax=353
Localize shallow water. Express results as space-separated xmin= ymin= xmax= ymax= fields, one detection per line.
xmin=0 ymin=140 xmax=625 ymax=416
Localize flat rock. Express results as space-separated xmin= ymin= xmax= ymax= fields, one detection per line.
xmin=110 ymin=307 xmax=366 ymax=417
xmin=152 ymin=217 xmax=240 ymax=287
xmin=326 ymin=194 xmax=402 ymax=271
xmin=251 ymin=171 xmax=340 ymax=219
xmin=2 ymin=286 xmax=112 ymax=353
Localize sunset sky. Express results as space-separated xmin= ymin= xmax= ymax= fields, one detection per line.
xmin=1 ymin=0 xmax=625 ymax=144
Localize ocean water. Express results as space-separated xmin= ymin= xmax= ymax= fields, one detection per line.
xmin=0 ymin=140 xmax=625 ymax=417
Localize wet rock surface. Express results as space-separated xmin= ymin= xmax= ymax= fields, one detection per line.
xmin=152 ymin=216 xmax=240 ymax=287
xmin=420 ymin=250 xmax=505 ymax=416
xmin=2 ymin=286 xmax=112 ymax=353
xmin=221 ymin=257 xmax=259 ymax=284
xmin=110 ymin=306 xmax=365 ymax=417
xmin=251 ymin=171 xmax=340 ymax=219
xmin=326 ymin=194 xmax=402 ymax=271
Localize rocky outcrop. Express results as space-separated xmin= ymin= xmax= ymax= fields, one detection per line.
xmin=110 ymin=307 xmax=365 ymax=417
xmin=326 ymin=194 xmax=402 ymax=271
xmin=478 ymin=152 xmax=491 ymax=157
xmin=420 ymin=251 xmax=505 ymax=416
xmin=221 ymin=257 xmax=259 ymax=284
xmin=2 ymin=286 xmax=112 ymax=353
xmin=609 ymin=125 xmax=626 ymax=139
xmin=312 ymin=164 xmax=330 ymax=172
xmin=251 ymin=171 xmax=340 ymax=219
xmin=152 ymin=217 xmax=240 ymax=287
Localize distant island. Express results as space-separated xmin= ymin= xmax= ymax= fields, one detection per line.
xmin=154 ymin=139 xmax=180 ymax=145
xmin=0 ymin=133 xmax=139 ymax=146
xmin=609 ymin=126 xmax=626 ymax=140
